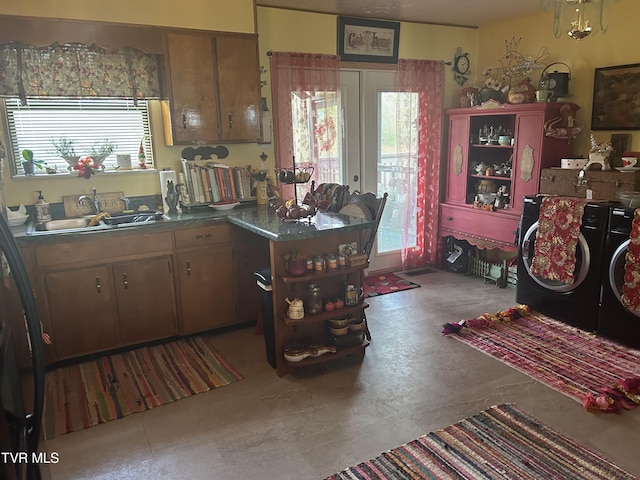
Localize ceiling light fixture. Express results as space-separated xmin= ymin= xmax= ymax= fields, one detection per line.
xmin=542 ymin=0 xmax=610 ymax=41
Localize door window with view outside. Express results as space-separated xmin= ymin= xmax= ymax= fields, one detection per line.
xmin=290 ymin=91 xmax=342 ymax=199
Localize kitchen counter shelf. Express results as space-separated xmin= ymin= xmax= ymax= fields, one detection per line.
xmin=280 ymin=264 xmax=366 ymax=283
xmin=282 ymin=302 xmax=369 ymax=326
xmin=285 ymin=340 xmax=370 ymax=368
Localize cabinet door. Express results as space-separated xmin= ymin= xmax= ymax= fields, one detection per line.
xmin=114 ymin=256 xmax=177 ymax=346
xmin=445 ymin=116 xmax=470 ymax=203
xmin=512 ymin=112 xmax=545 ymax=212
xmin=45 ymin=266 xmax=117 ymax=360
xmin=177 ymin=246 xmax=236 ymax=334
xmin=215 ymin=35 xmax=261 ymax=142
xmin=165 ymin=32 xmax=220 ymax=144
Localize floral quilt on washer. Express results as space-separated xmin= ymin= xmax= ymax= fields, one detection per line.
xmin=622 ymin=208 xmax=640 ymax=312
xmin=530 ymin=196 xmax=587 ymax=284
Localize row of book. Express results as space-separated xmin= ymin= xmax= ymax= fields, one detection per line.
xmin=180 ymin=159 xmax=254 ymax=205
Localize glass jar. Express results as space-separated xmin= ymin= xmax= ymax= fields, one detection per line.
xmin=327 ymin=254 xmax=338 ymax=270
xmin=314 ymin=256 xmax=325 ymax=272
xmin=307 ymin=284 xmax=323 ymax=315
xmin=345 ymin=283 xmax=358 ymax=306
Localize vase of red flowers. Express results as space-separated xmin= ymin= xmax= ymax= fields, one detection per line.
xmin=73 ymin=155 xmax=100 ymax=179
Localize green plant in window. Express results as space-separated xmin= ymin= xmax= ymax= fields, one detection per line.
xmin=21 ymin=149 xmax=46 ymax=171
xmin=89 ymin=140 xmax=116 ymax=159
xmin=51 ymin=137 xmax=77 ymax=157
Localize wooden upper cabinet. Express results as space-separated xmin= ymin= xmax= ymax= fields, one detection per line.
xmin=163 ymin=30 xmax=261 ymax=145
xmin=215 ymin=36 xmax=261 ymax=142
xmin=164 ymin=31 xmax=220 ymax=145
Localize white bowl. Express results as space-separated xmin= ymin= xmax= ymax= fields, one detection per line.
xmin=7 ymin=215 xmax=29 ymax=227
xmin=209 ymin=202 xmax=240 ymax=211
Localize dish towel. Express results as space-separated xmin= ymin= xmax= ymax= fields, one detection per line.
xmin=622 ymin=208 xmax=640 ymax=312
xmin=530 ymin=196 xmax=587 ymax=284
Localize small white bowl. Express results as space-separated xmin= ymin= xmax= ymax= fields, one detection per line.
xmin=209 ymin=202 xmax=240 ymax=211
xmin=7 ymin=215 xmax=29 ymax=227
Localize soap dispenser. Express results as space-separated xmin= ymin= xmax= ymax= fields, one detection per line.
xmin=35 ymin=190 xmax=51 ymax=226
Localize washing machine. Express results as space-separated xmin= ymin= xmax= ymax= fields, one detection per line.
xmin=516 ymin=195 xmax=610 ymax=331
xmin=598 ymin=206 xmax=640 ymax=348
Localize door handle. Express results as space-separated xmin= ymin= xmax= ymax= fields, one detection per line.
xmin=95 ymin=276 xmax=101 ymax=293
xmin=186 ymin=260 xmax=191 ymax=276
xmin=122 ymin=272 xmax=128 ymax=289
xmin=353 ymin=174 xmax=359 ymax=182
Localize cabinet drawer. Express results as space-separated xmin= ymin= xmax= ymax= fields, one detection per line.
xmin=174 ymin=224 xmax=232 ymax=249
xmin=440 ymin=205 xmax=519 ymax=246
xmin=35 ymin=231 xmax=173 ymax=267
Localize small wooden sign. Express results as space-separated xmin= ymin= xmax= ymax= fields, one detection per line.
xmin=63 ymin=191 xmax=126 ymax=217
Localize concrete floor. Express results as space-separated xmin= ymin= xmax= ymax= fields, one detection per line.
xmin=41 ymin=270 xmax=640 ymax=479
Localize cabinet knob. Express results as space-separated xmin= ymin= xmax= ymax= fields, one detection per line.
xmin=446 ymin=216 xmax=454 ymax=221
xmin=228 ymin=113 xmax=233 ymax=129
xmin=195 ymin=233 xmax=212 ymax=239
xmin=182 ymin=113 xmax=187 ymax=129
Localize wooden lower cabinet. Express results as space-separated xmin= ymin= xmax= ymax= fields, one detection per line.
xmin=114 ymin=256 xmax=177 ymax=345
xmin=176 ymin=245 xmax=235 ymax=334
xmin=174 ymin=224 xmax=237 ymax=335
xmin=45 ymin=265 xmax=118 ymax=360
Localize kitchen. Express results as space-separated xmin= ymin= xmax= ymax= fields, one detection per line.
xmin=1 ymin=0 xmax=640 ymax=479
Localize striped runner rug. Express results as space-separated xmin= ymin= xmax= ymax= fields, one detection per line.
xmin=43 ymin=336 xmax=243 ymax=439
xmin=442 ymin=306 xmax=640 ymax=414
xmin=326 ymin=403 xmax=636 ymax=479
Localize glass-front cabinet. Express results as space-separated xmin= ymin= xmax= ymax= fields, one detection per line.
xmin=441 ymin=102 xmax=578 ymax=251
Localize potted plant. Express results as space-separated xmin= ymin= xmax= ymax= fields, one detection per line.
xmin=52 ymin=137 xmax=80 ymax=168
xmin=21 ymin=149 xmax=46 ymax=175
xmin=90 ymin=139 xmax=116 ymax=167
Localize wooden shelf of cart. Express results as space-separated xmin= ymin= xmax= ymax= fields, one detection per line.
xmin=280 ymin=264 xmax=367 ymax=283
xmin=286 ymin=340 xmax=370 ymax=369
xmin=282 ymin=302 xmax=369 ymax=326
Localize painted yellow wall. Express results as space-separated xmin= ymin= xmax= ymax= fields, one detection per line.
xmin=16 ymin=2 xmax=627 ymax=207
xmin=0 ymin=0 xmax=255 ymax=32
xmin=477 ymin=0 xmax=638 ymax=156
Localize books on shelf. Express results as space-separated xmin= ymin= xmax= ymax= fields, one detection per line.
xmin=180 ymin=159 xmax=254 ymax=205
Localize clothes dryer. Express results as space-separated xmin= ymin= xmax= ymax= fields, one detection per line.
xmin=516 ymin=195 xmax=610 ymax=331
xmin=598 ymin=206 xmax=640 ymax=348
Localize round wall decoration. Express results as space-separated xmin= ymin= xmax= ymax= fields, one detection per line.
xmin=453 ymin=47 xmax=471 ymax=86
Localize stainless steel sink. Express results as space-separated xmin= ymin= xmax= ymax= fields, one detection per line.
xmin=26 ymin=212 xmax=166 ymax=236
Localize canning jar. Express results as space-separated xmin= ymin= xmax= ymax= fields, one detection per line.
xmin=307 ymin=283 xmax=323 ymax=315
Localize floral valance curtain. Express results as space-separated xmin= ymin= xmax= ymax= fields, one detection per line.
xmin=0 ymin=42 xmax=163 ymax=104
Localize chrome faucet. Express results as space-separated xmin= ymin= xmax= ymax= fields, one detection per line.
xmin=78 ymin=188 xmax=101 ymax=214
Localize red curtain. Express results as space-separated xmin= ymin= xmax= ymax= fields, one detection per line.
xmin=396 ymin=59 xmax=444 ymax=269
xmin=269 ymin=52 xmax=340 ymax=199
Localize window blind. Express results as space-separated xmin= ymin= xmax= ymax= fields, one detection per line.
xmin=4 ymin=97 xmax=153 ymax=175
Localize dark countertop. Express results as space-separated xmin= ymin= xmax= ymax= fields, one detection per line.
xmin=11 ymin=204 xmax=374 ymax=245
xmin=227 ymin=206 xmax=374 ymax=241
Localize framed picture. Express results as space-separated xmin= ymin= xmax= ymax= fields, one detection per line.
xmin=337 ymin=16 xmax=400 ymax=64
xmin=591 ymin=63 xmax=640 ymax=130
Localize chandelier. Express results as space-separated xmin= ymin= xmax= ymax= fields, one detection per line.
xmin=542 ymin=0 xmax=609 ymax=41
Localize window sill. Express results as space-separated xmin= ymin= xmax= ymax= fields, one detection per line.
xmin=12 ymin=167 xmax=157 ymax=179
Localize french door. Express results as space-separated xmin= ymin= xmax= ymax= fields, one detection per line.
xmin=341 ymin=69 xmax=418 ymax=273
xmin=290 ymin=69 xmax=418 ymax=273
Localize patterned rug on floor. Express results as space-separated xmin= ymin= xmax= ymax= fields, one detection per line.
xmin=325 ymin=403 xmax=636 ymax=480
xmin=364 ymin=272 xmax=420 ymax=298
xmin=442 ymin=305 xmax=640 ymax=414
xmin=43 ymin=336 xmax=243 ymax=439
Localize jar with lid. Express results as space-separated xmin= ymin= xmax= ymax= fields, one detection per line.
xmin=345 ymin=283 xmax=358 ymax=306
xmin=307 ymin=284 xmax=323 ymax=315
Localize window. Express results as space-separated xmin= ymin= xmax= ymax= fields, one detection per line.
xmin=4 ymin=97 xmax=153 ymax=175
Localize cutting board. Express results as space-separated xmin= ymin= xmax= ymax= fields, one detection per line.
xmin=63 ymin=191 xmax=126 ymax=217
